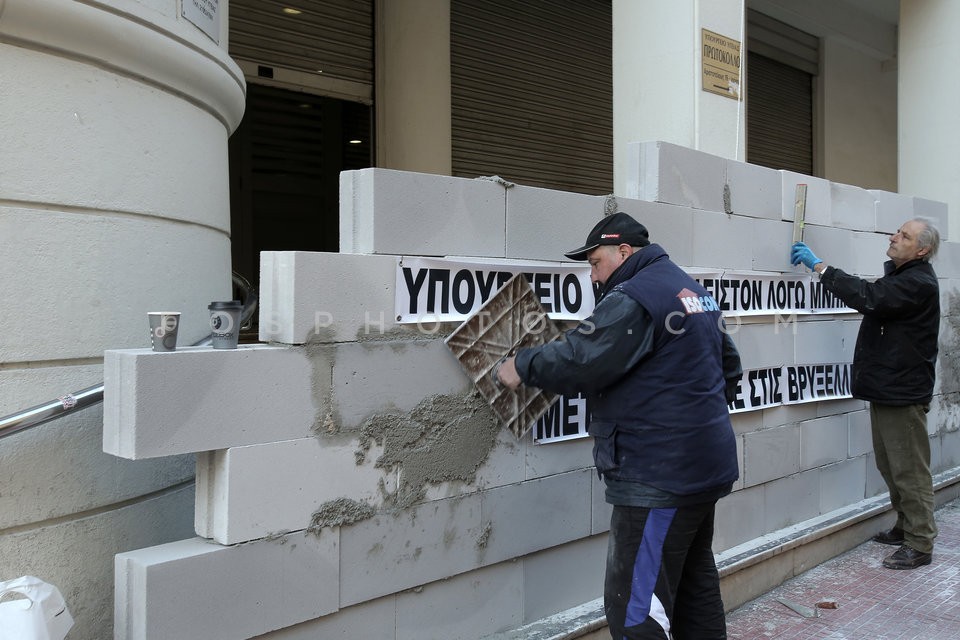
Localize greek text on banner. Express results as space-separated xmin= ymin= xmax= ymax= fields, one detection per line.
xmin=395 ymin=257 xmax=593 ymax=323
xmin=691 ymin=272 xmax=855 ymax=316
xmin=727 ymin=363 xmax=853 ymax=413
xmin=532 ymin=363 xmax=853 ymax=444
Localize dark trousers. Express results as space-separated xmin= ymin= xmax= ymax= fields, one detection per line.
xmin=871 ymin=402 xmax=938 ymax=553
xmin=605 ymin=503 xmax=726 ymax=640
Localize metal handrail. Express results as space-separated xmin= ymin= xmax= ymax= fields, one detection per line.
xmin=0 ymin=273 xmax=258 ymax=440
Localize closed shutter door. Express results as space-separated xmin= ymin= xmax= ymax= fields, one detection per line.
xmin=229 ymin=0 xmax=373 ymax=100
xmin=746 ymin=10 xmax=818 ymax=175
xmin=451 ymin=0 xmax=612 ymax=195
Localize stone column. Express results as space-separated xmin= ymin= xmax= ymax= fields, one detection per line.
xmin=899 ymin=0 xmax=960 ymax=235
xmin=0 ymin=1 xmax=245 ymax=637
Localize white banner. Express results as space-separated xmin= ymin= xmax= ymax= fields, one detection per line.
xmin=396 ymin=257 xmax=593 ymax=323
xmin=692 ymin=272 xmax=855 ymax=316
xmin=532 ymin=362 xmax=853 ymax=443
xmin=533 ymin=392 xmax=590 ymax=443
xmin=728 ymin=362 xmax=853 ymax=413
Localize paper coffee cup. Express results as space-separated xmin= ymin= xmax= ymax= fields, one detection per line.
xmin=208 ymin=301 xmax=242 ymax=349
xmin=148 ymin=312 xmax=181 ymax=352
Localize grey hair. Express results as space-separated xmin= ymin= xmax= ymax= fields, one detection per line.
xmin=912 ymin=217 xmax=941 ymax=262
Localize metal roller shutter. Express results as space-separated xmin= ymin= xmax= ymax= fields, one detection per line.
xmin=746 ymin=10 xmax=818 ymax=175
xmin=451 ymin=0 xmax=612 ymax=195
xmin=747 ymin=52 xmax=813 ymax=174
xmin=229 ymin=0 xmax=373 ymax=98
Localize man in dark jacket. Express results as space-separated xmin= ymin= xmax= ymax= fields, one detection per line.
xmin=791 ymin=217 xmax=941 ymax=570
xmin=497 ymin=212 xmax=742 ymax=640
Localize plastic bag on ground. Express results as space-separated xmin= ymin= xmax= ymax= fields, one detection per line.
xmin=0 ymin=576 xmax=74 ymax=640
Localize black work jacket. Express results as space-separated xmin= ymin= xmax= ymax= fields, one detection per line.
xmin=820 ymin=258 xmax=939 ymax=405
xmin=514 ymin=246 xmax=742 ymax=496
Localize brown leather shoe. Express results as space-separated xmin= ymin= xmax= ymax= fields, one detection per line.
xmin=882 ymin=545 xmax=932 ymax=570
xmin=873 ymin=527 xmax=905 ymax=545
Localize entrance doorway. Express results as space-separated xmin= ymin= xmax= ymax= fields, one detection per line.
xmin=228 ymin=83 xmax=372 ymax=303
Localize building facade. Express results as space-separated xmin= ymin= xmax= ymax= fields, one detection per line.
xmin=3 ymin=1 xmax=960 ymax=638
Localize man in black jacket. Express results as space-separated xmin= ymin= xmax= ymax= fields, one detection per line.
xmin=497 ymin=212 xmax=742 ymax=639
xmin=791 ymin=217 xmax=941 ymax=570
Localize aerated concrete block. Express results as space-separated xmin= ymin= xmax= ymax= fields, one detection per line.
xmin=748 ymin=217 xmax=794 ymax=272
xmin=103 ymin=345 xmax=317 ymax=459
xmin=802 ymin=225 xmax=868 ymax=275
xmin=931 ymin=394 xmax=960 ymax=433
xmin=914 ymin=197 xmax=949 ymax=241
xmin=799 ymin=415 xmax=847 ymax=470
xmin=936 ymin=246 xmax=960 ymax=281
xmin=253 ymin=597 xmax=398 ymax=639
xmin=819 ymin=458 xmax=867 ymax=513
xmin=339 ymin=494 xmax=484 ymax=606
xmin=730 ymin=410 xmax=763 ymax=434
xmin=940 ymin=429 xmax=960 ymax=468
xmin=762 ymin=469 xmax=820 ymax=530
xmin=423 ymin=430 xmax=526 ymax=503
xmin=930 ymin=435 xmax=943 ymax=470
xmin=521 ymin=535 xmax=606 ymax=623
xmin=871 ymin=191 xmax=949 ymax=241
xmin=792 ymin=318 xmax=858 ymax=365
xmin=817 ymin=398 xmax=865 ymax=418
xmin=830 ymin=183 xmax=877 ymax=232
xmin=848 ymin=230 xmax=890 ymax=277
xmin=591 ymin=474 xmax=612 ymax=534
xmin=114 ymin=532 xmax=338 ymax=640
xmin=505 ymin=185 xmax=608 ymax=260
xmin=734 ymin=434 xmax=745 ymax=492
xmin=848 ymin=410 xmax=873 ymax=457
xmin=742 ymin=424 xmax=800 ymax=487
xmin=714 ymin=485 xmax=763 ymax=551
xmin=780 ymin=171 xmax=831 ymax=227
xmin=479 ymin=470 xmax=593 ymax=564
xmin=195 ymin=437 xmax=392 ymax=545
xmin=626 ymin=141 xmax=727 ymax=212
xmin=523 ymin=434 xmax=594 ymax=479
xmin=724 ymin=158 xmax=782 ymax=220
xmin=616 ymin=199 xmax=695 ymax=266
xmin=690 ymin=209 xmax=756 ymax=270
xmin=330 ymin=339 xmax=471 ymax=430
xmin=259 ymin=251 xmax=404 ymax=345
xmin=729 ymin=322 xmax=796 ymax=370
xmin=761 ymin=403 xmax=818 ymax=428
xmin=340 ymin=168 xmax=506 ymax=257
xmin=395 ymin=562 xmax=523 ymax=640
xmin=869 ymin=189 xmax=914 ymax=235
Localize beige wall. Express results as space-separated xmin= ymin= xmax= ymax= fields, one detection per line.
xmin=376 ymin=0 xmax=452 ymax=175
xmin=821 ymin=37 xmax=898 ymax=191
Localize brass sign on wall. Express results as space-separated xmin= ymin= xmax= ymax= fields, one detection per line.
xmin=701 ymin=28 xmax=741 ymax=100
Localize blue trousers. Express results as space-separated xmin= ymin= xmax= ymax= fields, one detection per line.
xmin=605 ymin=503 xmax=726 ymax=640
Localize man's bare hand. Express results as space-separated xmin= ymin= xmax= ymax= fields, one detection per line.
xmin=496 ymin=356 xmax=522 ymax=389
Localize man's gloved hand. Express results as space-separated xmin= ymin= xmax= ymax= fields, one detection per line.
xmin=791 ymin=242 xmax=823 ymax=270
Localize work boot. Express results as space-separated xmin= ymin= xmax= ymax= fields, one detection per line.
xmin=882 ymin=545 xmax=932 ymax=570
xmin=872 ymin=527 xmax=904 ymax=545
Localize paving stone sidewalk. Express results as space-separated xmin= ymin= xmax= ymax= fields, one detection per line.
xmin=726 ymin=498 xmax=960 ymax=639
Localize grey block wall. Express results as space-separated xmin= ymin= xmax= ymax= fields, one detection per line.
xmin=107 ymin=146 xmax=960 ymax=639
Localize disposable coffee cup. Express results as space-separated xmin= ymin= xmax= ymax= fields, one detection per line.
xmin=208 ymin=300 xmax=242 ymax=349
xmin=148 ymin=312 xmax=181 ymax=352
